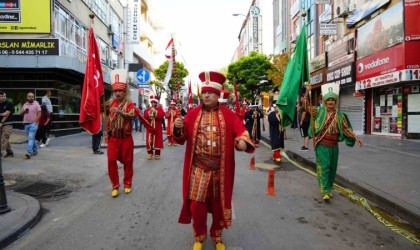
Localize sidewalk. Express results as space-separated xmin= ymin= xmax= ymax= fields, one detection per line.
xmin=260 ymin=117 xmax=420 ymax=229
xmin=0 ymin=129 xmax=162 ymax=248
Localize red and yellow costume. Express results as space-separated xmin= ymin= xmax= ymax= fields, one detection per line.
xmin=107 ymin=96 xmax=135 ymax=190
xmin=174 ymin=102 xmax=254 ymax=243
xmin=165 ymin=101 xmax=179 ymax=146
xmin=144 ymin=96 xmax=165 ymax=159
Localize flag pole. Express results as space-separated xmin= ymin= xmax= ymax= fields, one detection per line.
xmin=89 ymin=12 xmax=108 ymax=142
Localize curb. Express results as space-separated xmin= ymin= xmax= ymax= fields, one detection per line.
xmin=260 ymin=134 xmax=420 ymax=230
xmin=0 ymin=192 xmax=42 ymax=249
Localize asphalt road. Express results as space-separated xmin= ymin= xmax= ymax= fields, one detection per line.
xmin=3 ymin=135 xmax=418 ymax=249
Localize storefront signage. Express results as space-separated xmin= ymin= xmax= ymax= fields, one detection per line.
xmin=347 ymin=0 xmax=390 ymax=28
xmin=126 ymin=0 xmax=139 ymax=44
xmin=320 ymin=23 xmax=337 ymax=35
xmin=309 ymin=53 xmax=326 ymax=73
xmin=356 ymin=2 xmax=404 ymax=60
xmin=327 ymin=32 xmax=355 ymax=68
xmin=310 ymin=73 xmax=323 ymax=85
xmin=405 ymin=0 xmax=420 ymax=41
xmin=0 ymin=0 xmax=51 ymax=33
xmin=327 ymin=61 xmax=355 ymax=85
xmin=0 ymin=39 xmax=59 ymax=55
xmin=253 ymin=16 xmax=259 ymax=52
xmin=356 ymin=44 xmax=405 ymax=90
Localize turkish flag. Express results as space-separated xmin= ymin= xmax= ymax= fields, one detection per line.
xmin=79 ymin=28 xmax=104 ymax=134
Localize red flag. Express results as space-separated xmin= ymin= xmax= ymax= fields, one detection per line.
xmin=187 ymin=80 xmax=193 ymax=110
xmin=79 ymin=28 xmax=104 ymax=134
xmin=234 ymin=82 xmax=241 ymax=117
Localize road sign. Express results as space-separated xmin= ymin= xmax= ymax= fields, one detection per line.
xmin=137 ymin=84 xmax=150 ymax=88
xmin=136 ymin=69 xmax=150 ymax=83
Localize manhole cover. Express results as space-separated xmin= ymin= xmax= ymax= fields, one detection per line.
xmin=13 ymin=182 xmax=64 ymax=197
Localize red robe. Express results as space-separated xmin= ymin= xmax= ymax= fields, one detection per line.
xmin=174 ymin=105 xmax=255 ymax=228
xmin=166 ymin=107 xmax=179 ymax=137
xmin=144 ymin=106 xmax=165 ymax=150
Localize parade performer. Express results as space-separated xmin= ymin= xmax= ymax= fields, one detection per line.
xmin=306 ymin=83 xmax=363 ymax=201
xmin=239 ymin=100 xmax=248 ymax=122
xmin=107 ymin=69 xmax=136 ymax=197
xmin=218 ymin=89 xmax=230 ymax=107
xmin=268 ymin=104 xmax=284 ymax=163
xmin=244 ymin=105 xmax=264 ymax=147
xmin=144 ymin=95 xmax=165 ymax=160
xmin=173 ymin=71 xmax=255 ymax=250
xmin=165 ymin=99 xmax=179 ymax=146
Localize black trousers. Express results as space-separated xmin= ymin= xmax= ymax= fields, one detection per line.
xmin=92 ymin=130 xmax=103 ymax=152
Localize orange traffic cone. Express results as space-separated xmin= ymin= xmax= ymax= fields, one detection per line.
xmin=250 ymin=155 xmax=256 ymax=170
xmin=266 ymin=168 xmax=277 ymax=196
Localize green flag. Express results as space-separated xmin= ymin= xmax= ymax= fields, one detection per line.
xmin=276 ymin=25 xmax=310 ymax=127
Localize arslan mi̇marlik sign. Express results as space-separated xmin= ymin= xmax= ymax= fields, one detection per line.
xmin=0 ymin=39 xmax=59 ymax=55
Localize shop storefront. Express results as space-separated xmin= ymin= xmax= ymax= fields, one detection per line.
xmin=355 ymin=42 xmax=420 ymax=139
xmin=309 ymin=53 xmax=326 ymax=105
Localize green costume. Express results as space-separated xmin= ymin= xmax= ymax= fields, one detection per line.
xmin=308 ymin=106 xmax=357 ymax=197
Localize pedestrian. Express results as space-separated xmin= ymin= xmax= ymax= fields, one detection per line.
xmin=35 ymin=105 xmax=50 ymax=148
xmin=106 ymin=69 xmax=136 ymax=197
xmin=173 ymin=71 xmax=255 ymax=250
xmin=92 ymin=130 xmax=104 ymax=155
xmin=42 ymin=89 xmax=53 ymax=145
xmin=132 ymin=103 xmax=140 ymax=132
xmin=244 ymin=104 xmax=264 ymax=147
xmin=0 ymin=90 xmax=14 ymax=158
xmin=144 ymin=95 xmax=165 ymax=160
xmin=165 ymin=100 xmax=179 ymax=146
xmin=306 ymin=83 xmax=363 ymax=201
xmin=19 ymin=92 xmax=41 ymax=159
xmin=268 ymin=104 xmax=284 ymax=163
xmin=160 ymin=104 xmax=167 ymax=131
xmin=299 ymin=94 xmax=311 ymax=151
xmin=138 ymin=105 xmax=144 ymax=132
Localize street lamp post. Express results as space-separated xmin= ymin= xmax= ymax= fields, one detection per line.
xmin=0 ymin=128 xmax=11 ymax=214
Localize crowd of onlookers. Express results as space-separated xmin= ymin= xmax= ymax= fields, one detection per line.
xmin=0 ymin=90 xmax=53 ymax=160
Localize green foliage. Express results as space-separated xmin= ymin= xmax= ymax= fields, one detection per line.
xmin=153 ymin=60 xmax=189 ymax=93
xmin=226 ymin=52 xmax=272 ymax=102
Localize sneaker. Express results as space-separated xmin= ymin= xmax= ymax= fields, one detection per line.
xmin=299 ymin=146 xmax=309 ymax=151
xmin=45 ymin=138 xmax=50 ymax=146
xmin=4 ymin=151 xmax=14 ymax=158
xmin=94 ymin=150 xmax=104 ymax=155
xmin=31 ymin=151 xmax=38 ymax=156
xmin=25 ymin=153 xmax=31 ymax=159
xmin=40 ymin=144 xmax=46 ymax=148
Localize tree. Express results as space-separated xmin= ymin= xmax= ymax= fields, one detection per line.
xmin=267 ymin=53 xmax=290 ymax=90
xmin=153 ymin=60 xmax=189 ymax=95
xmin=226 ymin=52 xmax=272 ymax=102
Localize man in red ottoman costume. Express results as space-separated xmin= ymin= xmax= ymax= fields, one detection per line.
xmin=165 ymin=99 xmax=179 ymax=146
xmin=173 ymin=71 xmax=255 ymax=250
xmin=144 ymin=95 xmax=165 ymax=160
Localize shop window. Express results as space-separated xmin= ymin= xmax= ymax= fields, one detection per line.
xmin=372 ymin=87 xmax=402 ymax=134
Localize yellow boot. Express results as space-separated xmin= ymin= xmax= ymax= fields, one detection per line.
xmin=124 ymin=188 xmax=131 ymax=194
xmin=322 ymin=194 xmax=330 ymax=202
xmin=215 ymin=242 xmax=225 ymax=250
xmin=155 ymin=155 xmax=160 ymax=160
xmin=192 ymin=241 xmax=203 ymax=250
xmin=111 ymin=189 xmax=119 ymax=198
xmin=147 ymin=154 xmax=152 ymax=160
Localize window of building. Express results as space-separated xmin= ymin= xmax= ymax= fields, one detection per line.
xmin=82 ymin=0 xmax=108 ymax=23
xmin=97 ymin=38 xmax=109 ymax=64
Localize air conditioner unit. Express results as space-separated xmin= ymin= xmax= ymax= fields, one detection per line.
xmin=336 ymin=3 xmax=349 ymax=17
